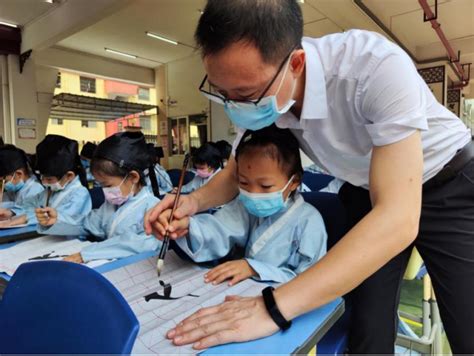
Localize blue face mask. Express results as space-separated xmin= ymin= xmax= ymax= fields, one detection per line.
xmin=223 ymin=59 xmax=296 ymax=131
xmin=238 ymin=176 xmax=294 ymax=217
xmin=81 ymin=159 xmax=90 ymax=169
xmin=4 ymin=174 xmax=25 ymax=193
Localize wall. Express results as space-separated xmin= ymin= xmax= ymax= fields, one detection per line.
xmin=210 ymin=102 xmax=236 ymax=144
xmin=167 ymin=53 xmax=209 ymax=118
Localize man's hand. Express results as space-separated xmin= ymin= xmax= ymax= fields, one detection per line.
xmin=63 ymin=253 xmax=84 ymax=264
xmin=145 ymin=194 xmax=199 ymax=239
xmin=167 ymin=295 xmax=279 ymax=350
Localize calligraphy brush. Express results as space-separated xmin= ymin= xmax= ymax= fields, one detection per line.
xmin=156 ymin=153 xmax=191 ymax=277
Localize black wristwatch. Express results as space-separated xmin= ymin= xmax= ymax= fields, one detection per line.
xmin=262 ymin=286 xmax=292 ymax=331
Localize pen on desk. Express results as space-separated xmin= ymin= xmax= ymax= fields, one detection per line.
xmin=156 ymin=153 xmax=191 ymax=277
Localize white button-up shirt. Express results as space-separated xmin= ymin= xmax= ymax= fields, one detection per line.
xmin=232 ymin=29 xmax=471 ymax=188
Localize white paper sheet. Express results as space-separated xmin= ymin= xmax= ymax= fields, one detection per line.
xmin=0 ymin=235 xmax=110 ymax=275
xmin=102 ymin=251 xmax=267 ymax=355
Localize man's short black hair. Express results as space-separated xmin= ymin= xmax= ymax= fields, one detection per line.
xmin=195 ymin=0 xmax=303 ymax=64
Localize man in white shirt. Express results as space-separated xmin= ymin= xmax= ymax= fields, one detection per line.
xmin=145 ymin=0 xmax=474 ymax=353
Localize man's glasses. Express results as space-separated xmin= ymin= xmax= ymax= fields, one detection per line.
xmin=198 ymin=47 xmax=295 ymax=107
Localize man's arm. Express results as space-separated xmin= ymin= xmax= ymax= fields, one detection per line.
xmin=144 ymin=157 xmax=239 ymax=238
xmin=167 ymin=131 xmax=423 ymax=349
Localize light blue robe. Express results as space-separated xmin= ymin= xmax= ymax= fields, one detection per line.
xmin=2 ymin=177 xmax=44 ymax=205
xmin=181 ymin=168 xmax=221 ymax=194
xmin=39 ymin=187 xmax=161 ymax=262
xmin=176 ymin=194 xmax=327 ymax=283
xmin=146 ymin=164 xmax=173 ymax=194
xmin=11 ymin=176 xmax=91 ymax=225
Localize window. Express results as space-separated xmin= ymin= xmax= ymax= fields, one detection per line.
xmin=138 ymin=87 xmax=150 ymax=101
xmin=56 ymin=72 xmax=61 ymax=88
xmin=80 ymin=77 xmax=96 ymax=93
xmin=140 ymin=116 xmax=151 ymax=131
xmin=118 ymin=122 xmax=123 ymax=132
xmin=51 ymin=118 xmax=63 ymax=125
xmin=81 ymin=120 xmax=97 ymax=128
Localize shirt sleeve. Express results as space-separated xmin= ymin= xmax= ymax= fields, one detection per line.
xmin=230 ymin=127 xmax=247 ymax=157
xmin=176 ymin=199 xmax=250 ymax=262
xmin=359 ymin=50 xmax=429 ymax=146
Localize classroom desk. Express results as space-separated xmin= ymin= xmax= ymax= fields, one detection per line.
xmin=0 ymin=225 xmax=40 ymax=244
xmin=2 ymin=251 xmax=345 ymax=354
xmin=96 ymin=253 xmax=345 ymax=355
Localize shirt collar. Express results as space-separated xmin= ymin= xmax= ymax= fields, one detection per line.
xmin=277 ymin=37 xmax=328 ymax=128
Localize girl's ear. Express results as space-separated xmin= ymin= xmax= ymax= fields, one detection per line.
xmin=15 ymin=169 xmax=25 ymax=180
xmin=129 ymin=170 xmax=141 ymax=184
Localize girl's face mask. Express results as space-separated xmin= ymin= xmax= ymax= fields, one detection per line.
xmin=4 ymin=173 xmax=24 ymax=193
xmin=102 ymin=176 xmax=134 ymax=206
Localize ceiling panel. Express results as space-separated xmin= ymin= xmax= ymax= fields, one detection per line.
xmin=0 ymin=0 xmax=60 ymax=27
xmin=304 ymin=18 xmax=342 ymax=38
xmin=58 ymin=0 xmax=205 ymax=67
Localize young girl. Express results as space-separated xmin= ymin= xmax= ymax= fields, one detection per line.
xmin=161 ymin=126 xmax=327 ymax=284
xmin=0 ymin=145 xmax=44 ymax=207
xmin=0 ymin=135 xmax=91 ymax=228
xmin=181 ymin=143 xmax=223 ymax=193
xmin=36 ymin=132 xmax=162 ymax=263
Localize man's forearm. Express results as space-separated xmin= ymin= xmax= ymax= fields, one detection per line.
xmin=274 ymin=204 xmax=418 ymax=320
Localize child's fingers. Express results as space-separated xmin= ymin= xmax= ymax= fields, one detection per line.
xmin=211 ymin=268 xmax=236 ymax=285
xmin=205 ymin=264 xmax=231 ymax=282
xmin=228 ymin=274 xmax=246 ymax=286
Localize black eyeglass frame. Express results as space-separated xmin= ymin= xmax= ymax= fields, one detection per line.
xmin=198 ymin=47 xmax=296 ymax=106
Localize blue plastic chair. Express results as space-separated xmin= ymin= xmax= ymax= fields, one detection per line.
xmin=302 ymin=171 xmax=335 ymax=191
xmin=301 ymin=192 xmax=348 ymax=249
xmin=89 ymin=186 xmax=105 ymax=209
xmin=0 ymin=261 xmax=139 ymax=354
xmin=167 ymin=169 xmax=195 ymax=187
xmin=301 ymin=192 xmax=350 ymax=354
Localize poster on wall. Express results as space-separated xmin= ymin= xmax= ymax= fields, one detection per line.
xmin=18 ymin=128 xmax=36 ymax=139
xmin=418 ymin=66 xmax=445 ymax=105
xmin=16 ymin=118 xmax=36 ymax=127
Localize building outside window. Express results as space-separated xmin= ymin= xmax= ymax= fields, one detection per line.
xmin=80 ymin=77 xmax=96 ymax=93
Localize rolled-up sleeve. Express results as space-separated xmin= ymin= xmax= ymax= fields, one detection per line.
xmin=359 ymin=51 xmax=429 ymax=147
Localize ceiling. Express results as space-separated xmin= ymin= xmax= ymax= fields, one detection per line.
xmin=360 ymin=0 xmax=474 ymax=65
xmin=1 ymin=0 xmax=472 ymax=79
xmin=0 ymin=0 xmax=62 ymax=27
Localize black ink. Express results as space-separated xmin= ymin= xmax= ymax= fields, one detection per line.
xmin=144 ymin=280 xmax=199 ymax=302
xmin=28 ymin=251 xmax=69 ymax=261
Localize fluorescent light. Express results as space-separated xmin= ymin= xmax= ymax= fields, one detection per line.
xmin=104 ymin=48 xmax=137 ymax=59
xmin=0 ymin=21 xmax=18 ymax=28
xmin=44 ymin=0 xmax=54 ymax=3
xmin=146 ymin=32 xmax=178 ymax=45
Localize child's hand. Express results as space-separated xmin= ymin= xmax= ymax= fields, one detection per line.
xmin=154 ymin=208 xmax=190 ymax=240
xmin=205 ymin=259 xmax=257 ymax=286
xmin=0 ymin=208 xmax=13 ymax=220
xmin=35 ymin=207 xmax=57 ymax=226
xmin=63 ymin=253 xmax=84 ymax=264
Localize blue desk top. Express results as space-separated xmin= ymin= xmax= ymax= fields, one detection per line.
xmin=0 ymin=224 xmax=37 ymax=239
